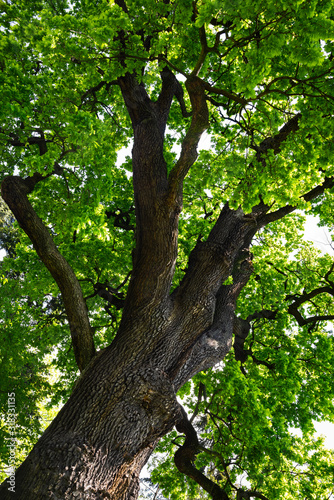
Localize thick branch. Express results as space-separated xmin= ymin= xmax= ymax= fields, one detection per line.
xmin=237 ymin=491 xmax=270 ymax=500
xmin=114 ymin=0 xmax=129 ymax=13
xmin=191 ymin=25 xmax=209 ymax=77
xmin=8 ymin=134 xmax=50 ymax=155
xmin=233 ymin=315 xmax=276 ymax=369
xmin=79 ymin=80 xmax=117 ymax=109
xmin=245 ymin=113 xmax=334 ymax=225
xmin=203 ymin=81 xmax=248 ymax=105
xmin=175 ymin=407 xmax=271 ymax=500
xmin=85 ymin=281 xmax=126 ymax=310
xmin=173 ymin=204 xmax=260 ymax=309
xmin=233 ymin=281 xmax=334 ymax=364
xmin=1 ymin=176 xmax=95 ymax=371
xmin=287 ymin=286 xmax=334 ymax=326
xmin=246 ymin=114 xmax=301 ymax=213
xmin=118 ymin=73 xmax=154 ymax=129
xmin=233 ymin=309 xmax=278 ymax=363
xmin=171 ymin=247 xmax=254 ymax=388
xmin=118 ymin=72 xmax=181 ymax=318
xmin=157 ymin=67 xmax=191 ymax=121
xmin=253 ymin=113 xmax=301 ymax=156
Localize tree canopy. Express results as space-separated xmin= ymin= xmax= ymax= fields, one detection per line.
xmin=1 ymin=0 xmax=334 ymax=499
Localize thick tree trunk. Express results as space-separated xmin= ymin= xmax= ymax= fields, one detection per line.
xmin=0 ymin=339 xmax=179 ymax=499
xmin=0 ymin=310 xmax=232 ymax=499
xmin=0 ymin=178 xmax=255 ymax=500
xmin=0 ymin=223 xmax=253 ymax=499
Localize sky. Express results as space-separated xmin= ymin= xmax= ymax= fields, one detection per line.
xmin=301 ymin=216 xmax=334 ymax=449
xmin=304 ymin=215 xmax=334 ymax=256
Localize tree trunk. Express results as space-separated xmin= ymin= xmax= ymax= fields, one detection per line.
xmin=0 ymin=221 xmax=253 ymax=499
xmin=0 ymin=294 xmax=239 ymax=499
xmin=0 ymin=341 xmax=178 ymax=499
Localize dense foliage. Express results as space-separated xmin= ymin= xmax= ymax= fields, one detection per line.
xmin=1 ymin=0 xmax=334 ymax=498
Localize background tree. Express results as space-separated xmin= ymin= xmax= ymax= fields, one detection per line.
xmin=0 ymin=0 xmax=334 ymax=498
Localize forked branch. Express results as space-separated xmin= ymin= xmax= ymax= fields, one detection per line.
xmin=175 ymin=405 xmax=229 ymax=500
xmin=175 ymin=405 xmax=271 ymax=500
xmin=287 ymin=285 xmax=334 ymax=327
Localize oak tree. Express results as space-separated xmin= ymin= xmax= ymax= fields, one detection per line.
xmin=1 ymin=0 xmax=334 ymax=498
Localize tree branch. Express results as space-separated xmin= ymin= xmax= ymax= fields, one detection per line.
xmin=244 ymin=113 xmax=334 ymax=225
xmin=118 ymin=72 xmax=182 ymax=317
xmin=1 ymin=176 xmax=96 ymax=371
xmin=191 ymin=25 xmax=209 ymax=77
xmin=258 ymin=176 xmax=334 ymax=225
xmin=252 ymin=113 xmax=301 ymax=157
xmin=171 ymin=246 xmax=254 ymax=388
xmin=175 ymin=405 xmax=230 ymax=500
xmin=233 ymin=280 xmax=334 ymax=365
xmin=85 ymin=281 xmax=126 ymax=310
xmin=233 ymin=310 xmax=277 ymax=364
xmin=287 ymin=286 xmax=334 ymax=327
xmin=157 ymin=67 xmax=191 ymax=120
xmin=237 ymin=490 xmax=270 ymax=500
xmin=106 ymin=207 xmax=135 ymax=231
xmin=168 ymin=75 xmax=209 ymax=203
xmin=203 ymin=81 xmax=248 ymax=105
xmin=8 ymin=134 xmax=50 ymax=155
